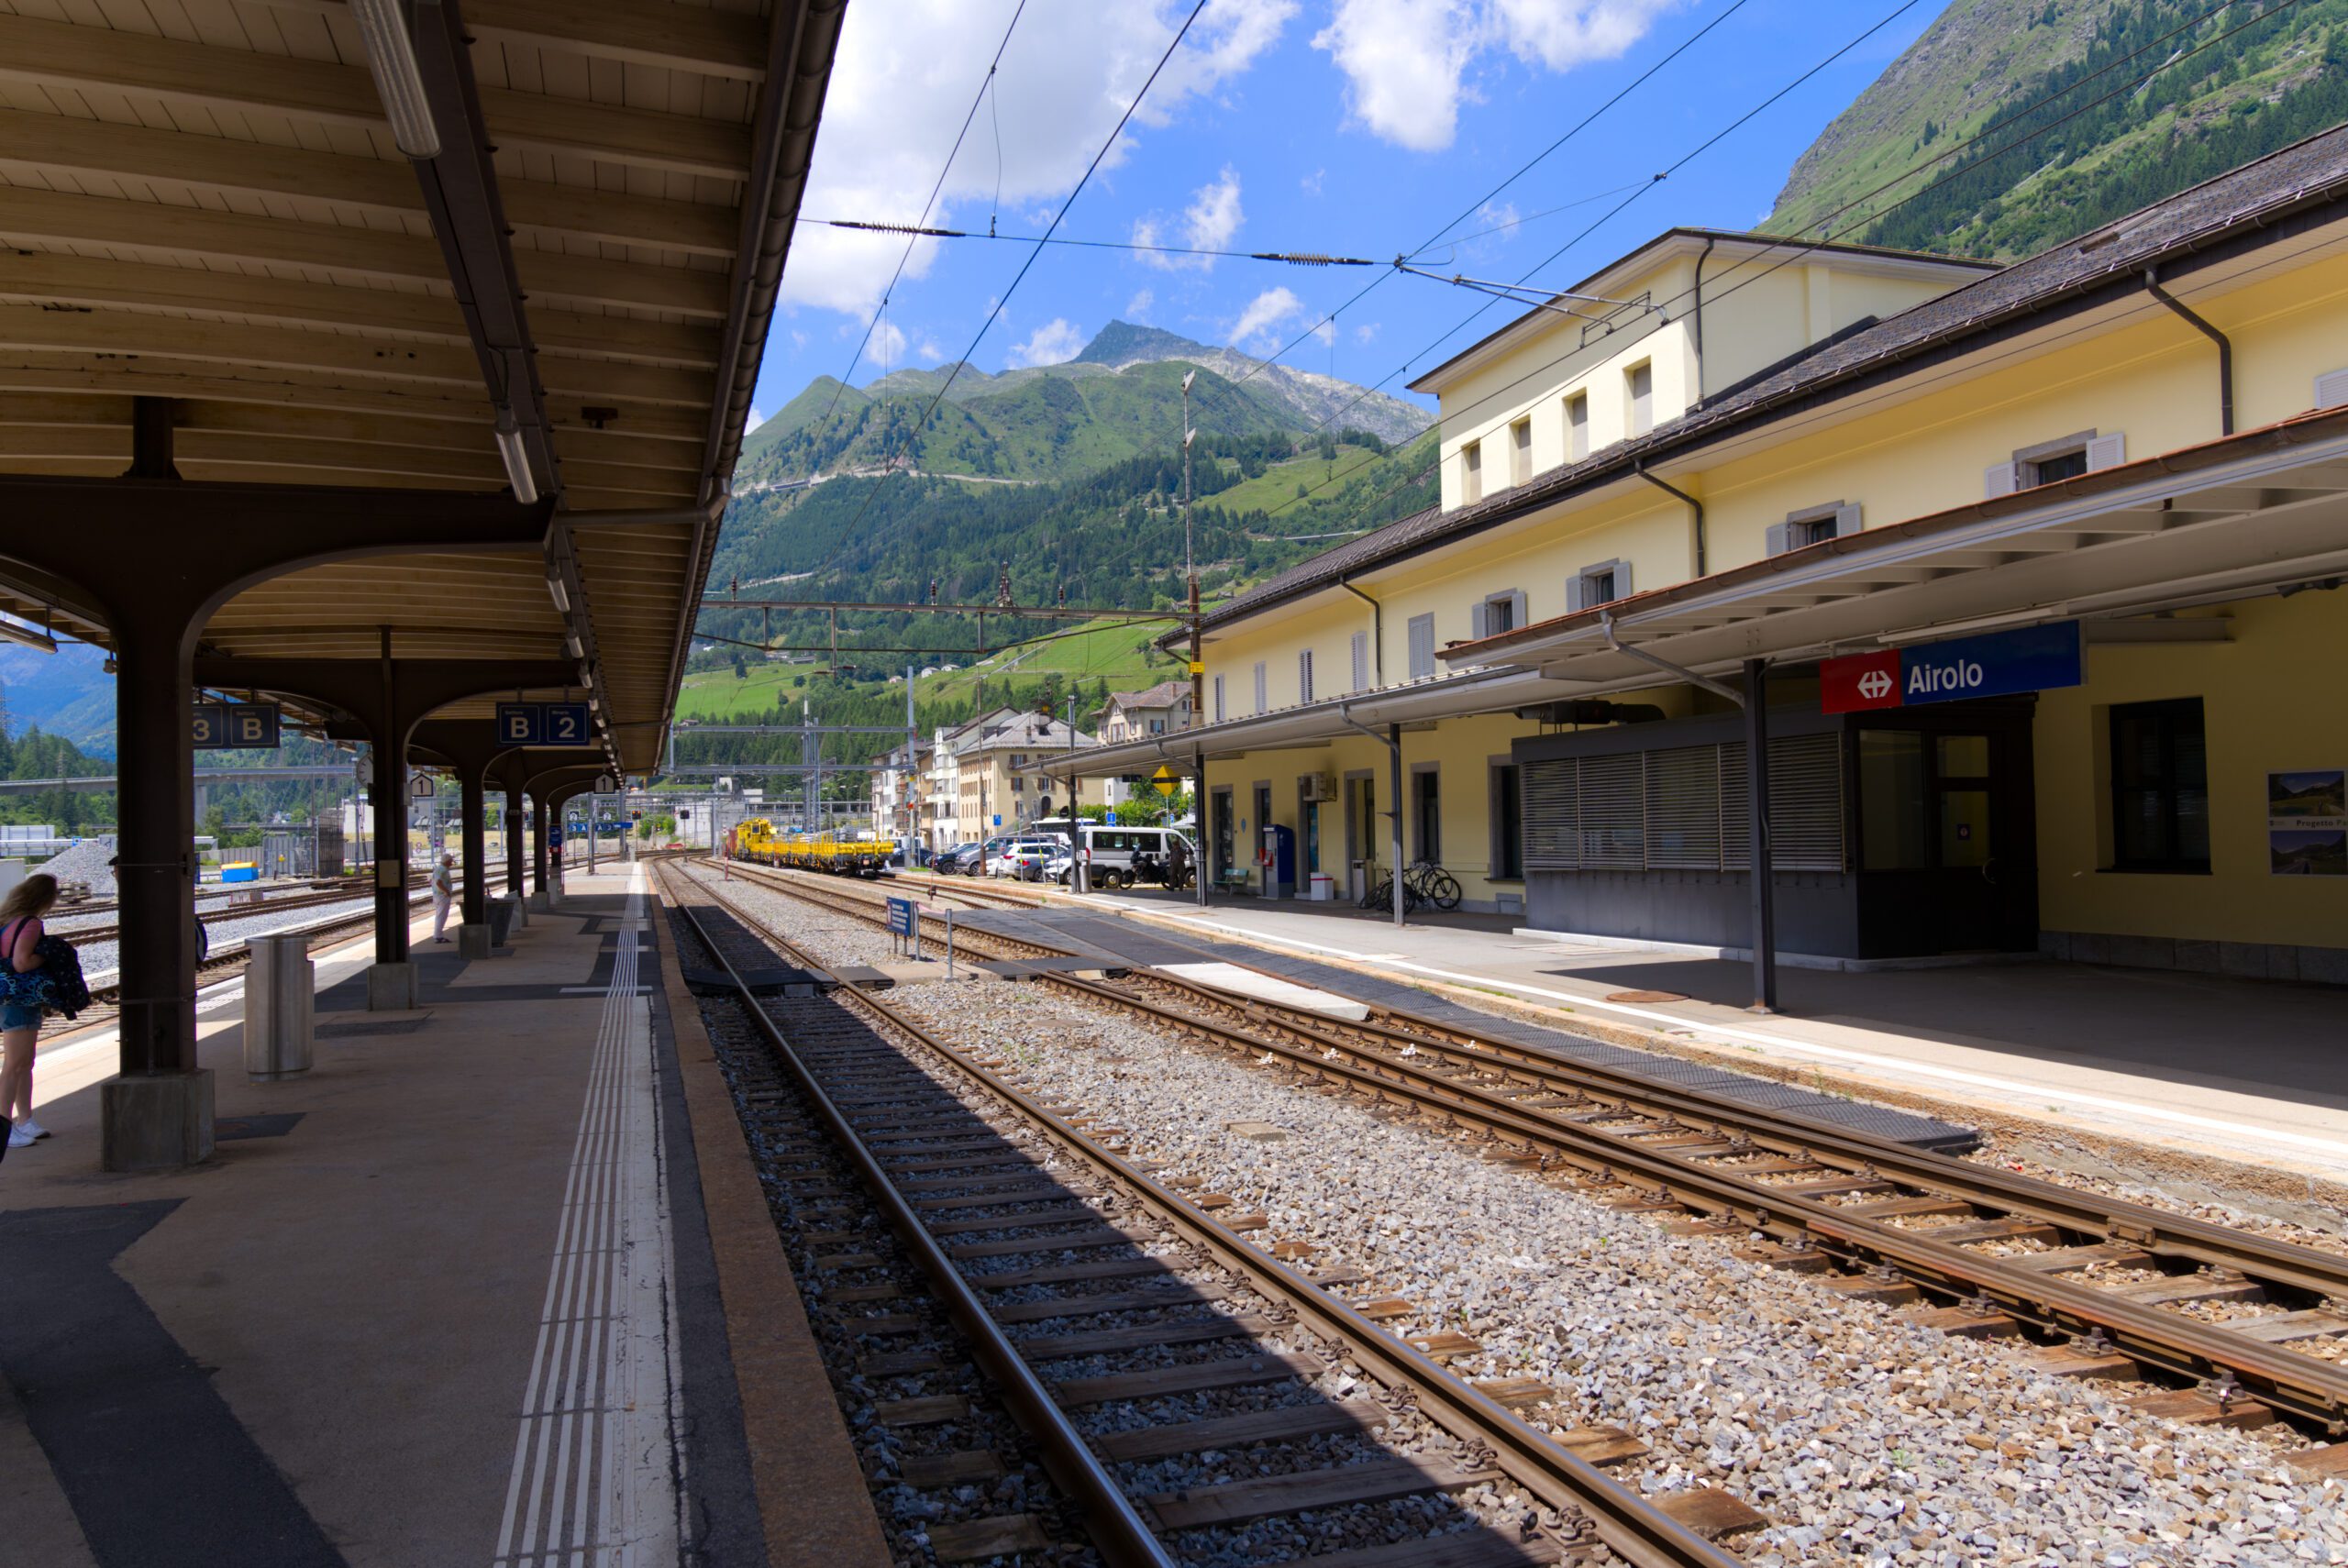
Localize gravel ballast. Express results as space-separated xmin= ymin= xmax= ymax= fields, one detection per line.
xmin=698 ymin=866 xmax=2348 ymax=1568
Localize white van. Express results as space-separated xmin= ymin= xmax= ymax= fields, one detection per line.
xmin=1076 ymin=825 xmax=1195 ymax=889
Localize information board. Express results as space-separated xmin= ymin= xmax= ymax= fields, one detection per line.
xmin=193 ymin=701 xmax=282 ymax=749
xmin=494 ymin=701 xmax=594 ymax=748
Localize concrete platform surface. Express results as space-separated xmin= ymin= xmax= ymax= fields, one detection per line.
xmin=969 ymin=880 xmax=2348 ymax=1181
xmin=0 ymin=867 xmax=887 ymax=1568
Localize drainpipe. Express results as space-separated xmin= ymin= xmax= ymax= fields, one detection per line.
xmin=1339 ymin=580 xmax=1383 ymax=684
xmin=1690 ymin=235 xmax=1715 ymax=403
xmin=1635 ymin=461 xmax=1707 ymax=578
xmin=2144 ymin=267 xmax=2233 ymax=436
xmin=1336 ymin=703 xmax=1407 ymax=929
xmin=1599 ymin=615 xmax=1777 ymax=1010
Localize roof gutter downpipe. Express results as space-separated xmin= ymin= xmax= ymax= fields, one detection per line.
xmin=2144 ymin=267 xmax=2233 ymax=436
xmin=1339 ymin=580 xmax=1383 ymax=683
xmin=1599 ymin=612 xmax=1744 ymax=705
xmin=1635 ymin=462 xmax=1707 ymax=578
xmin=1690 ymin=235 xmax=1715 ymax=403
xmin=1336 ymin=703 xmax=1407 ymax=928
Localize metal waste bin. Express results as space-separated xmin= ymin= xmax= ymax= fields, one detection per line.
xmin=489 ymin=896 xmax=517 ymax=945
xmin=245 ymin=933 xmax=315 ymax=1083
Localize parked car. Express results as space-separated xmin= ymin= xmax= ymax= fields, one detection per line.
xmin=1071 ymin=825 xmax=1197 ymax=889
xmin=987 ymin=838 xmax=1059 ymax=878
xmin=962 ymin=836 xmax=1013 ymax=875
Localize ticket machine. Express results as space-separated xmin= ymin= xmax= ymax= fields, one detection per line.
xmin=1258 ymin=823 xmax=1296 ymax=900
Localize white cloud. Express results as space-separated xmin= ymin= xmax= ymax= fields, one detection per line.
xmin=781 ymin=1 xmax=1295 ymax=319
xmin=916 ymin=339 xmax=945 ymax=363
xmin=866 ymin=320 xmax=909 ymax=369
xmin=747 ymin=406 xmax=769 ymax=431
xmin=1009 ymin=317 xmax=1087 ymax=367
xmin=1354 ymin=321 xmax=1380 ymax=343
xmin=790 ymin=329 xmax=809 ymax=351
xmin=1227 ymin=286 xmax=1305 ymax=351
xmin=1134 ymin=165 xmax=1246 ymax=270
xmin=1314 ymin=0 xmax=1676 ymax=151
xmin=1126 ymin=288 xmax=1156 ymax=320
xmin=1310 ymin=320 xmax=1337 ymax=347
xmin=1301 ymin=167 xmax=1325 ymax=195
xmin=1475 ymin=200 xmax=1521 ymax=241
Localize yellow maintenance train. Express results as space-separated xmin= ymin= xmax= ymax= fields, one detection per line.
xmin=727 ymin=818 xmax=896 ymax=878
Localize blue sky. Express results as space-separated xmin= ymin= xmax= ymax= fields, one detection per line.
xmin=751 ymin=0 xmax=1937 ymax=426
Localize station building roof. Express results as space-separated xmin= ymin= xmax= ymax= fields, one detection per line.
xmin=0 ymin=0 xmax=846 ymax=775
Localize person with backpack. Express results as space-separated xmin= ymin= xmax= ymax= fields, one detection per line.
xmin=1 ymin=872 xmax=66 ymax=1150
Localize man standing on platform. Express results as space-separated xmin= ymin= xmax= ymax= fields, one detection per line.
xmin=430 ymin=851 xmax=455 ymax=944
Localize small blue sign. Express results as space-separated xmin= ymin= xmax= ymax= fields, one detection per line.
xmin=191 ymin=703 xmax=227 ymax=748
xmin=548 ymin=828 xmax=564 ymax=847
xmin=885 ymin=897 xmax=917 ymax=937
xmin=227 ymin=703 xmax=281 ymax=748
xmin=1899 ymin=621 xmax=2082 ymax=707
xmin=496 ymin=702 xmax=542 ymax=746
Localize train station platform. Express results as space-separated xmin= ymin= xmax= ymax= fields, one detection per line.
xmin=0 ymin=866 xmax=888 ymax=1568
xmin=968 ymin=881 xmax=2348 ymax=1187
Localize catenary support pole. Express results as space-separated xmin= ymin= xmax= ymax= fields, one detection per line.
xmin=1389 ymin=723 xmax=1406 ymax=929
xmin=1744 ymin=658 xmax=1778 ymax=1012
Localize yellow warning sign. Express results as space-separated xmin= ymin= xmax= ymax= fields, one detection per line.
xmin=1151 ymin=764 xmax=1180 ymax=798
xmin=1188 ymin=661 xmax=1205 ymax=675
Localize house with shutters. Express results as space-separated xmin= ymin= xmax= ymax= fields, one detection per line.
xmin=1062 ymin=129 xmax=2348 ymax=985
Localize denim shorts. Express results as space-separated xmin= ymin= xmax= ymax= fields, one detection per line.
xmin=1 ymin=999 xmax=41 ymax=1032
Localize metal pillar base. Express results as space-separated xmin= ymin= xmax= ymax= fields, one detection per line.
xmin=100 ymin=1070 xmax=216 ymax=1172
xmin=458 ymin=922 xmax=493 ymax=959
xmin=365 ymin=961 xmax=419 ymax=1011
xmin=528 ymin=889 xmax=554 ymax=911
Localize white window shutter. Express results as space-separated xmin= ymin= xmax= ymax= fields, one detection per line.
xmin=1765 ymin=523 xmax=1792 ymax=558
xmin=1253 ymin=662 xmax=1267 ymax=713
xmin=1350 ymin=630 xmax=1368 ymax=691
xmin=2317 ymin=368 xmax=2348 ymax=409
xmin=1616 ymin=560 xmax=1633 ymax=597
xmin=1984 ymin=462 xmax=2020 ymax=499
xmin=2085 ymin=432 xmax=2127 ymax=470
xmin=1469 ymin=601 xmax=1489 ymax=639
xmin=1567 ymin=575 xmax=1587 ymax=613
xmin=1507 ymin=589 xmax=1528 ymax=629
xmin=1833 ymin=502 xmax=1862 ymax=537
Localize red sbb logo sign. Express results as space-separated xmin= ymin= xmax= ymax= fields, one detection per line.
xmin=1821 ymin=649 xmax=1902 ymax=712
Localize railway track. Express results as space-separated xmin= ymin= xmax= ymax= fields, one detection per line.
xmin=659 ymin=861 xmax=1748 ymax=1568
xmin=53 ymin=877 xmax=439 ymax=946
xmin=711 ymin=858 xmax=2348 ymax=1449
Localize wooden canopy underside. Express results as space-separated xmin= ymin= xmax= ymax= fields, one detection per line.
xmin=0 ymin=0 xmax=840 ymax=773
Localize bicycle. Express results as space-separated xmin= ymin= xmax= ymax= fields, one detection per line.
xmin=1404 ymin=859 xmax=1462 ymax=911
xmin=1357 ymin=869 xmax=1423 ymax=913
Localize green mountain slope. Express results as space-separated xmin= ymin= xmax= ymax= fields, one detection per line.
xmin=1767 ymin=0 xmax=2348 ymax=259
xmin=735 ymin=321 xmax=1429 ymax=488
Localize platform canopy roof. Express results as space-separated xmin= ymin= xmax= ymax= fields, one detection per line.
xmin=0 ymin=0 xmax=845 ymax=774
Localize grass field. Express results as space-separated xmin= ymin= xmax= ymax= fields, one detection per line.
xmin=675 ymin=662 xmax=833 ymax=719
xmin=915 ymin=616 xmax=1182 ymax=707
xmin=1210 ymin=445 xmax=1376 ymax=515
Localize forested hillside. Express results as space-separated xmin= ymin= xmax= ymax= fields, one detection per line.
xmin=1768 ymin=0 xmax=2348 ymax=259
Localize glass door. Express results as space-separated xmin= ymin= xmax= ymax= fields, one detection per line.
xmin=1857 ymin=717 xmax=2037 ymax=954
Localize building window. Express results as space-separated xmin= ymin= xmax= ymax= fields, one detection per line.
xmin=1299 ymin=648 xmax=1315 ymax=704
xmin=1473 ymin=589 xmax=1526 ymax=639
xmin=1412 ymin=766 xmax=1440 ymax=862
xmin=1213 ymin=673 xmax=1225 ymax=723
xmin=1625 ymin=361 xmax=1653 ymax=436
xmin=1988 ymin=430 xmax=2127 ymax=496
xmin=1407 ymin=613 xmax=1436 ymax=680
xmin=1767 ymin=502 xmax=1861 ymax=557
xmin=1350 ymin=629 xmax=1369 ymax=692
xmin=1461 ymin=439 xmax=1483 ymax=504
xmin=1566 ymin=392 xmax=1589 ymax=460
xmin=1509 ymin=417 xmax=1532 ymax=487
xmin=1253 ymin=660 xmax=1268 ymax=714
xmin=2110 ymin=698 xmax=2210 ymax=872
xmin=1568 ymin=558 xmax=1631 ymax=611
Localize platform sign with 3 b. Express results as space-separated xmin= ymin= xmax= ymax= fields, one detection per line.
xmin=495 ymin=701 xmax=593 ymax=747
xmin=191 ymin=701 xmax=281 ymax=749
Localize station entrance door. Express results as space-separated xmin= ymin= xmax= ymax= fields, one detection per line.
xmin=1853 ymin=701 xmax=2040 ymax=954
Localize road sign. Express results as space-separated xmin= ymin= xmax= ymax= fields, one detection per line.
xmin=1822 ymin=621 xmax=2082 ymax=714
xmin=1151 ymin=764 xmax=1180 ymax=798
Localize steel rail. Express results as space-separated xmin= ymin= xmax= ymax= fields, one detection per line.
xmin=659 ymin=868 xmax=1175 ymax=1568
xmin=666 ymin=862 xmax=1741 ymax=1568
xmin=718 ymin=860 xmax=2348 ymax=1431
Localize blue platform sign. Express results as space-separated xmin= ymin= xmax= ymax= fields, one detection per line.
xmin=495 ymin=702 xmax=543 ymax=746
xmin=191 ymin=703 xmax=227 ymax=748
xmin=885 ymin=897 xmax=916 ymax=937
xmin=494 ymin=701 xmax=593 ymax=747
xmin=1824 ymin=621 xmax=2082 ymax=713
xmin=193 ymin=701 xmax=282 ymax=749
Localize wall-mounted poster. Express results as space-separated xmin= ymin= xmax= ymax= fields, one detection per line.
xmin=2268 ymin=769 xmax=2346 ymax=875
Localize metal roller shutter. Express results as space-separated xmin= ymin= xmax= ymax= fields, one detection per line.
xmin=1578 ymin=752 xmax=1644 ymax=868
xmin=1521 ymin=757 xmax=1579 ymax=869
xmin=1644 ymin=745 xmax=1722 ymax=869
xmin=1722 ymin=734 xmax=1844 ymax=871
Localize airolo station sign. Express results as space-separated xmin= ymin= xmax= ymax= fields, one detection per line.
xmin=1822 ymin=621 xmax=2083 ymax=714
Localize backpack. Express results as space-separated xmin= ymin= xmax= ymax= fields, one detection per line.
xmin=1 ymin=922 xmax=90 ymax=1021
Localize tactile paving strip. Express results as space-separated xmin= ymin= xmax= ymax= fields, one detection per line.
xmin=955 ymin=910 xmax=1977 ymax=1153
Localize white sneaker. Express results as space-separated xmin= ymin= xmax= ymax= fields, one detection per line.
xmin=6 ymin=1125 xmax=33 ymax=1149
xmin=17 ymin=1118 xmax=45 ymax=1140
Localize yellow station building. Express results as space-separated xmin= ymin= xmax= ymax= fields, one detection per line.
xmin=1072 ymin=127 xmax=2348 ymax=986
